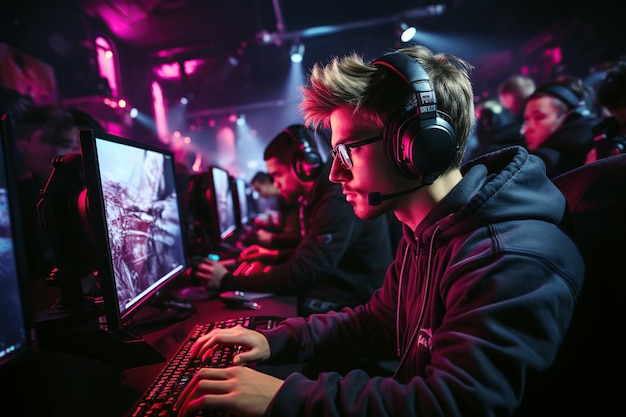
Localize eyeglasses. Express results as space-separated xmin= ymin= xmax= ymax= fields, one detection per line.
xmin=329 ymin=135 xmax=382 ymax=170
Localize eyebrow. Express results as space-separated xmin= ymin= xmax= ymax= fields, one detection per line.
xmin=334 ymin=134 xmax=377 ymax=145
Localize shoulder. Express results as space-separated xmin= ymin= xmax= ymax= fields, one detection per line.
xmin=450 ymin=220 xmax=583 ymax=287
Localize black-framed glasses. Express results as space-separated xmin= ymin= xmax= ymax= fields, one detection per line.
xmin=329 ymin=135 xmax=382 ymax=170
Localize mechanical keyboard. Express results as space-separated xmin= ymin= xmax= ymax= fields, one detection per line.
xmin=127 ymin=315 xmax=284 ymax=417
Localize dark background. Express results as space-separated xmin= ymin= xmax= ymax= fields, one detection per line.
xmin=1 ymin=0 xmax=623 ymax=178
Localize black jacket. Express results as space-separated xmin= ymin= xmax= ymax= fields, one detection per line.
xmin=220 ymin=162 xmax=393 ymax=312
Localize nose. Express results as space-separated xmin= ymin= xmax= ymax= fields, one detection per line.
xmin=328 ymin=156 xmax=348 ymax=184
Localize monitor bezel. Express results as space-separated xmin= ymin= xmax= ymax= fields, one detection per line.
xmin=233 ymin=176 xmax=250 ymax=227
xmin=0 ymin=112 xmax=37 ymax=372
xmin=208 ymin=165 xmax=237 ymax=242
xmin=79 ymin=129 xmax=187 ymax=333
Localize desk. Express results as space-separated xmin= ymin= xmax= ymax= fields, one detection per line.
xmin=18 ymin=291 xmax=297 ymax=417
xmin=118 ymin=292 xmax=298 ymax=416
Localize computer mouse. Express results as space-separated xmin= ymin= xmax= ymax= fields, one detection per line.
xmin=219 ymin=291 xmax=261 ymax=310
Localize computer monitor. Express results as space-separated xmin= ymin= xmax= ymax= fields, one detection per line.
xmin=184 ymin=165 xmax=239 ymax=257
xmin=0 ymin=112 xmax=37 ymax=373
xmin=79 ymin=129 xmax=187 ymax=333
xmin=211 ymin=166 xmax=237 ymax=242
xmin=184 ymin=172 xmax=213 ymax=255
xmin=233 ymin=176 xmax=250 ymax=227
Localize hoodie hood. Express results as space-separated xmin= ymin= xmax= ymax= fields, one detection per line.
xmin=413 ymin=145 xmax=566 ymax=242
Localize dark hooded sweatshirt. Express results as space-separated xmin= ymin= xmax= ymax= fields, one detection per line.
xmin=258 ymin=146 xmax=585 ymax=417
xmin=531 ymin=112 xmax=600 ymax=178
xmin=220 ymin=162 xmax=392 ymax=313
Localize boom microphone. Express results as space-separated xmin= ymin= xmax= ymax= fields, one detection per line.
xmin=367 ymin=184 xmax=426 ymax=206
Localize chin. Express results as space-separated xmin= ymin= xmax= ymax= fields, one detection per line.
xmin=346 ymin=200 xmax=364 ymax=218
xmin=353 ymin=204 xmax=381 ymax=221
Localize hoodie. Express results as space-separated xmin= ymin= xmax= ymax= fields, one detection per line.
xmin=220 ymin=162 xmax=393 ymax=312
xmin=259 ymin=146 xmax=585 ymax=417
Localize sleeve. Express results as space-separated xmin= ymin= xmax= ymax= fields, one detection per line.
xmin=258 ymin=232 xmax=583 ymax=417
xmin=256 ymin=250 xmax=409 ymax=417
xmin=257 ymin=238 xmax=405 ymax=364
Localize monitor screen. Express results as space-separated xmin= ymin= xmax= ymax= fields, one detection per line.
xmin=210 ymin=166 xmax=236 ymax=241
xmin=233 ymin=177 xmax=250 ymax=227
xmin=0 ymin=112 xmax=36 ymax=372
xmin=183 ymin=166 xmax=237 ymax=254
xmin=79 ymin=129 xmax=187 ymax=332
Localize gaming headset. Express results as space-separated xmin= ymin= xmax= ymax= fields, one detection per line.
xmin=372 ymin=52 xmax=458 ymax=184
xmin=534 ymin=82 xmax=588 ymax=120
xmin=283 ymin=124 xmax=323 ymax=182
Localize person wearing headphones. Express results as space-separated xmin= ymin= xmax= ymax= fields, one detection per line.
xmin=522 ymin=76 xmax=600 ymax=177
xmin=175 ymin=45 xmax=584 ymax=417
xmin=193 ymin=123 xmax=392 ymax=317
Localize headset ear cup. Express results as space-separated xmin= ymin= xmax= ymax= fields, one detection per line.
xmin=292 ymin=148 xmax=323 ymax=182
xmin=283 ymin=124 xmax=323 ymax=182
xmin=409 ymin=115 xmax=458 ymax=180
xmin=384 ymin=109 xmax=457 ymax=182
xmin=373 ymin=52 xmax=458 ymax=183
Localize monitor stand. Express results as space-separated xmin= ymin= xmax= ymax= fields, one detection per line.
xmin=37 ymin=320 xmax=166 ymax=369
xmin=35 ymin=269 xmax=102 ymax=331
xmin=34 ymin=269 xmax=165 ymax=368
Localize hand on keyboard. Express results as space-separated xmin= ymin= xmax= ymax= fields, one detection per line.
xmin=194 ymin=257 xmax=228 ymax=290
xmin=174 ymin=365 xmax=284 ymax=417
xmin=192 ymin=324 xmax=272 ymax=366
xmin=128 ymin=316 xmax=283 ymax=417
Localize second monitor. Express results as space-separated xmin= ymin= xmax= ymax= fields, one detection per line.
xmin=185 ymin=166 xmax=247 ymax=256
